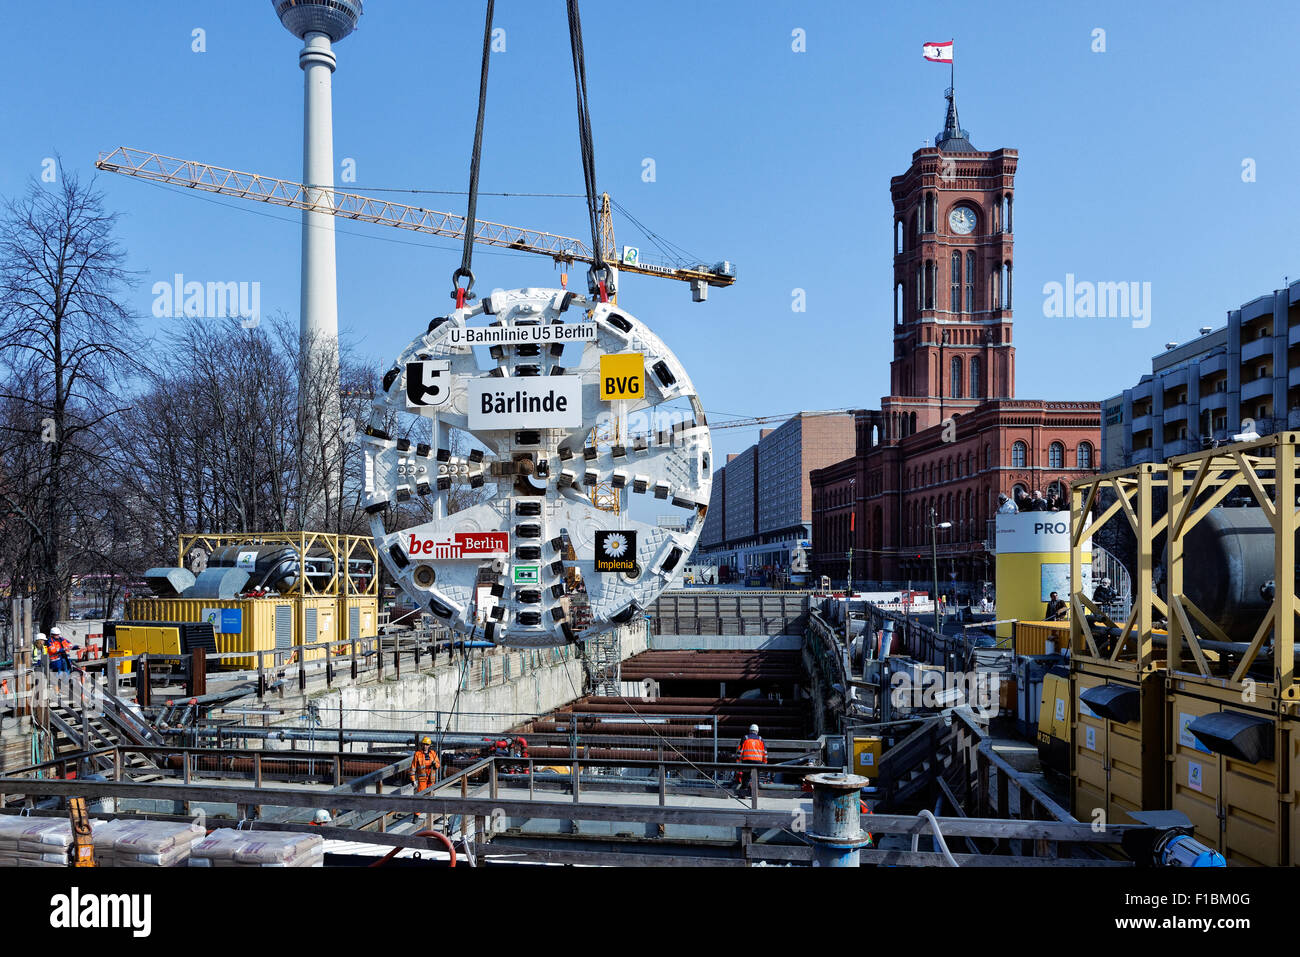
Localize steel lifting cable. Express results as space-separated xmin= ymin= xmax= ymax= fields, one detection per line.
xmin=451 ymin=0 xmax=497 ymax=308
xmin=565 ymin=0 xmax=610 ymax=300
xmin=435 ymin=624 xmax=479 ymax=761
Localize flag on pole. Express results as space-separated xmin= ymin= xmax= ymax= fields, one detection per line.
xmin=923 ymin=41 xmax=954 ymax=63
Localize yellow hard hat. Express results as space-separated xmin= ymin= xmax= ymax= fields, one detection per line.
xmin=421 ymin=736 xmax=432 ymax=746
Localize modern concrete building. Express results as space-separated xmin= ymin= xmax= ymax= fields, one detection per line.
xmin=1102 ymin=279 xmax=1300 ymax=469
xmin=695 ymin=413 xmax=858 ymax=576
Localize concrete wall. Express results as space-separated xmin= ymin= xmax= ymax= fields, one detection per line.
xmin=312 ymin=649 xmax=584 ymax=735
xmin=311 ymin=622 xmax=649 ymax=735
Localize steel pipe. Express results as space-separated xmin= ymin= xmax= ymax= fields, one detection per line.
xmin=804 ymin=772 xmax=872 ymax=867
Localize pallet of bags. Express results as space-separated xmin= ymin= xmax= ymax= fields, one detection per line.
xmin=190 ymin=828 xmax=324 ymax=867
xmin=92 ymin=819 xmax=205 ymax=867
xmin=0 ymin=817 xmax=72 ymax=867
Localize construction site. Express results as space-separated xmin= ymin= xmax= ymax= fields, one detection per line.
xmin=0 ymin=7 xmax=1286 ymax=944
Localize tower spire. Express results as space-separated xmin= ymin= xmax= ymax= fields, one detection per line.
xmin=934 ymin=86 xmax=975 ymax=152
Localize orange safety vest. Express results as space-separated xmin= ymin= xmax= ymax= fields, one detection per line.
xmin=411 ymin=748 xmax=440 ymax=791
xmin=738 ymin=735 xmax=767 ymax=763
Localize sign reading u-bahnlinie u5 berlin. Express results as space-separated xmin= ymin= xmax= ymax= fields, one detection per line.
xmin=448 ymin=323 xmax=597 ymax=347
xmin=469 ymin=376 xmax=583 ymax=430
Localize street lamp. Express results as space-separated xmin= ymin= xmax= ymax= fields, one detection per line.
xmin=846 ymin=477 xmax=856 ymax=595
xmin=929 ymin=507 xmax=952 ymax=637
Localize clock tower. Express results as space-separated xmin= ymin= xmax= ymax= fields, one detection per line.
xmin=881 ymin=90 xmax=1018 ymax=440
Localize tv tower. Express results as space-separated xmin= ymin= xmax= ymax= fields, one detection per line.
xmin=272 ymin=0 xmax=362 ymax=353
xmin=273 ymin=0 xmax=362 ymax=521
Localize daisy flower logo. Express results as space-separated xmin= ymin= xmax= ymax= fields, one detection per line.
xmin=602 ymin=533 xmax=629 ymax=558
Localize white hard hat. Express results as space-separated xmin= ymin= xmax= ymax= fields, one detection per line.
xmin=749 ymin=724 xmax=759 ymax=734
xmin=35 ymin=632 xmax=46 ymax=643
xmin=313 ymin=809 xmax=331 ymax=824
xmin=49 ymin=626 xmax=61 ymax=636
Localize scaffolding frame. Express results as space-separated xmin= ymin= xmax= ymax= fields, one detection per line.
xmin=177 ymin=531 xmax=379 ymax=598
xmin=1164 ymin=431 xmax=1298 ymax=698
xmin=1069 ymin=462 xmax=1167 ymax=674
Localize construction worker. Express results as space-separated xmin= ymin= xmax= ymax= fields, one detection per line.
xmin=736 ymin=724 xmax=767 ymax=795
xmin=32 ymin=634 xmax=46 ymax=668
xmin=410 ymin=736 xmax=440 ymax=792
xmin=47 ymin=628 xmax=72 ymax=674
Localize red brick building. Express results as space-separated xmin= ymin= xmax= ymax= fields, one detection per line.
xmin=810 ymin=91 xmax=1100 ymax=591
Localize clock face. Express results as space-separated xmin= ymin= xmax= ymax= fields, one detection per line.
xmin=949 ymin=207 xmax=977 ymax=235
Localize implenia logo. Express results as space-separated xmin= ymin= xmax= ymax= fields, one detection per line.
xmin=595 ymin=530 xmax=637 ymax=572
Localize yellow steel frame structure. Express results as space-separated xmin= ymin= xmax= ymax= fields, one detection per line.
xmin=1069 ymin=462 xmax=1167 ymax=674
xmin=1164 ymin=432 xmax=1298 ymax=699
xmin=177 ymin=531 xmax=378 ymax=598
xmin=1070 ymin=432 xmax=1300 ymax=700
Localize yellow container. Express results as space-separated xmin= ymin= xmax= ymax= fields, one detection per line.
xmin=1014 ymin=621 xmax=1070 ymax=657
xmin=1071 ymin=661 xmax=1164 ymax=829
xmin=1286 ymin=709 xmax=1300 ymax=866
xmin=127 ymin=596 xmax=296 ymax=671
xmin=852 ymin=736 xmax=882 ymax=778
xmin=1166 ymin=677 xmax=1283 ymax=866
xmin=337 ymin=595 xmax=378 ymax=653
xmin=298 ymin=597 xmax=337 ymax=663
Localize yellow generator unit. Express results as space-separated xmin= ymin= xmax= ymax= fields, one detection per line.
xmin=107 ymin=621 xmax=217 ymax=662
xmin=1036 ymin=666 xmax=1071 ymax=776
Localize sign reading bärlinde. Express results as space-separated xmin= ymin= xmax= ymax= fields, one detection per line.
xmin=469 ymin=376 xmax=583 ymax=429
xmin=448 ymin=323 xmax=597 ymax=347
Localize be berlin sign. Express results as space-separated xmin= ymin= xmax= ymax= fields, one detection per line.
xmin=448 ymin=323 xmax=598 ymax=347
xmin=468 ymin=376 xmax=583 ymax=429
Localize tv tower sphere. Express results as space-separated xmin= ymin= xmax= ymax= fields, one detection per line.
xmin=273 ymin=0 xmax=363 ymax=42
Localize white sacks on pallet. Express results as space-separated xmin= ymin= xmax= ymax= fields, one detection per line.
xmin=0 ymin=818 xmax=73 ymax=867
xmin=92 ymin=819 xmax=205 ymax=867
xmin=189 ymin=828 xmax=324 ymax=867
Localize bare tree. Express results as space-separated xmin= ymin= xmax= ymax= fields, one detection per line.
xmin=0 ymin=173 xmax=140 ymax=630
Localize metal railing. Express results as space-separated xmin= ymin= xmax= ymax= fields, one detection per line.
xmin=0 ymin=744 xmax=1137 ymax=866
xmin=0 ymin=630 xmax=579 ymax=713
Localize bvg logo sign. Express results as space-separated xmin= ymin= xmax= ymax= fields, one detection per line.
xmin=599 ymin=353 xmax=643 ymax=401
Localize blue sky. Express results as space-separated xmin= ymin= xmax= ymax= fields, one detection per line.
xmin=2 ymin=0 xmax=1298 ymax=462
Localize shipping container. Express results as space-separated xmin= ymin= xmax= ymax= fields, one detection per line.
xmin=126 ymin=597 xmax=296 ymax=671
xmin=1071 ymin=660 xmax=1165 ymax=829
xmin=1166 ymin=676 xmax=1284 ymax=866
